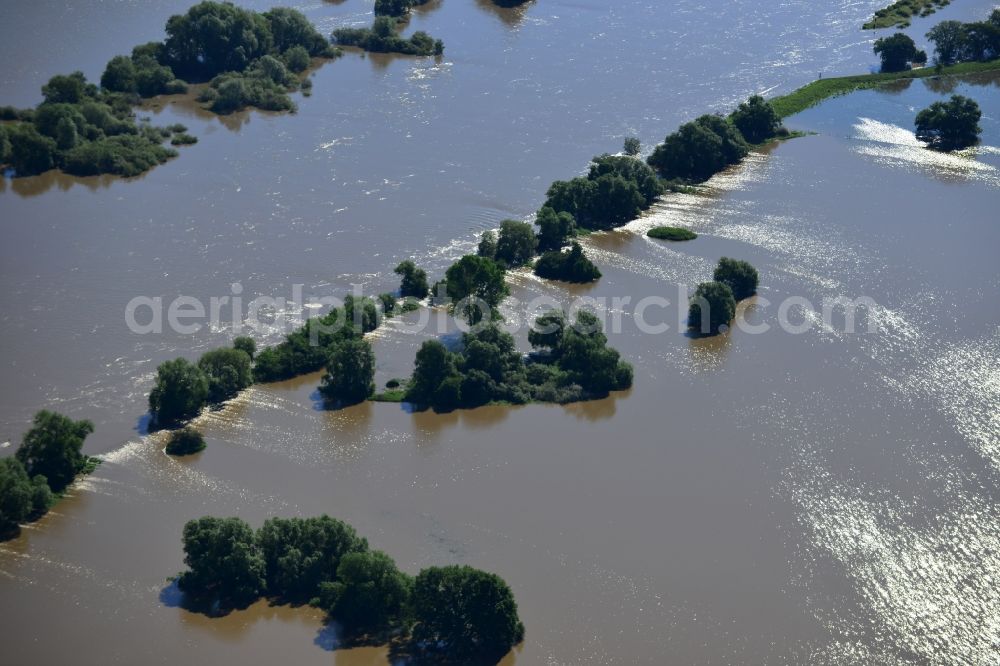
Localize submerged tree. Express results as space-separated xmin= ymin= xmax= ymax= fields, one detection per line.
xmin=647 ymin=114 xmax=750 ymax=183
xmin=713 ymin=257 xmax=759 ymax=300
xmin=319 ymin=338 xmax=376 ymax=406
xmin=177 ymin=516 xmax=265 ymax=607
xmin=411 ymin=565 xmax=525 ymax=659
xmin=149 ymin=358 xmax=210 ymax=426
xmin=915 ymin=94 xmax=982 ymax=150
xmin=315 ymin=550 xmax=412 ymax=629
xmin=687 ymin=282 xmax=736 ymax=335
xmin=15 ymin=410 xmax=94 ymax=493
xmin=0 ymin=458 xmax=51 ymax=534
xmin=257 ymin=515 xmax=368 ymax=601
xmin=445 ymin=255 xmax=509 ymax=324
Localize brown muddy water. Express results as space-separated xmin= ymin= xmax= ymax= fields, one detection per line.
xmin=2 ymin=1 xmax=1000 ymax=664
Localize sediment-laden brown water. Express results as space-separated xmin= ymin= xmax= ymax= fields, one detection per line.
xmin=1 ymin=1 xmax=999 ymax=663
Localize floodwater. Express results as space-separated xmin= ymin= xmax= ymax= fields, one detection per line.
xmin=1 ymin=0 xmax=999 ymax=664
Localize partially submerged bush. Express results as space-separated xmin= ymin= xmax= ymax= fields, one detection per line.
xmin=165 ymin=428 xmax=206 ymax=456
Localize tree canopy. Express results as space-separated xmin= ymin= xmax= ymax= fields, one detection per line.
xmin=926 ymin=12 xmax=1000 ymax=65
xmin=0 ymin=458 xmax=51 ymax=535
xmin=149 ymin=358 xmax=210 ymax=426
xmin=713 ymin=257 xmax=759 ymax=300
xmin=493 ymin=220 xmax=538 ymax=266
xmin=174 ymin=513 xmax=524 ymax=658
xmin=257 ymin=515 xmax=368 ymax=602
xmin=333 ymin=17 xmax=444 ymax=56
xmin=873 ymin=33 xmax=924 ymax=72
xmin=403 ymin=311 xmax=632 ymax=410
xmin=315 ymin=550 xmax=412 ymax=630
xmin=688 ymin=282 xmax=736 ymax=335
xmin=412 ymin=565 xmax=525 ymax=660
xmin=319 ymin=338 xmax=376 ymax=406
xmin=914 ymin=94 xmax=982 ymax=150
xmin=15 ymin=410 xmax=94 ymax=492
xmin=535 ymin=206 xmax=576 ymax=252
xmin=647 ymin=114 xmax=750 ymax=183
xmin=533 ymin=242 xmax=602 ymax=283
xmin=198 ymin=347 xmax=253 ymax=403
xmin=543 ymin=154 xmax=663 ymax=230
xmin=444 ymin=255 xmax=509 ymax=324
xmin=165 ymin=427 xmax=207 ymax=456
xmin=730 ymin=95 xmax=782 ymax=144
xmin=177 ymin=516 xmax=266 ymax=608
xmin=395 ymin=260 xmax=430 ymax=299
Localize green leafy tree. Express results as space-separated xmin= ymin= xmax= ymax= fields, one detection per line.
xmin=555 ymin=312 xmax=632 ymax=395
xmin=282 ymin=45 xmax=311 ymax=73
xmin=198 ymin=348 xmax=253 ymax=403
xmin=495 ymin=220 xmax=538 ymax=266
xmin=233 ymin=336 xmax=257 ymax=360
xmin=7 ymin=123 xmax=57 ymax=176
xmin=394 ymin=260 xmax=430 ymax=299
xmin=647 ymin=114 xmax=749 ymax=183
xmin=477 ymin=230 xmax=498 ymax=259
xmin=0 ymin=126 xmax=11 ymax=165
xmin=445 ymin=255 xmax=509 ymax=324
xmin=688 ymin=282 xmax=736 ymax=335
xmin=315 ymin=550 xmax=412 ymax=629
xmin=534 ymin=206 xmax=576 ymax=252
xmin=165 ymin=427 xmax=206 ymax=456
xmin=149 ymin=358 xmax=210 ymax=425
xmin=589 ymin=154 xmax=664 ymax=206
xmin=319 ymin=338 xmax=376 ymax=406
xmin=15 ymin=410 xmax=94 ymax=492
xmin=730 ymin=95 xmax=781 ymax=143
xmin=412 ymin=566 xmax=525 ymax=659
xmin=873 ymin=32 xmax=921 ymax=72
xmin=915 ymin=94 xmax=982 ymax=150
xmin=163 ymin=1 xmax=275 ymax=80
xmin=0 ymin=458 xmax=34 ymax=533
xmin=177 ymin=516 xmax=265 ymax=607
xmin=263 ymin=7 xmax=330 ymax=55
xmin=257 ymin=515 xmax=368 ymax=601
xmin=374 ymin=0 xmax=413 ymax=17
xmin=101 ymin=55 xmax=138 ymax=92
xmin=713 ymin=257 xmax=759 ymax=300
xmin=533 ymin=242 xmax=601 ymax=283
xmin=41 ymin=72 xmax=91 ymax=104
xmin=926 ymin=20 xmax=967 ymax=65
xmin=405 ymin=340 xmax=457 ymax=404
xmin=528 ymin=309 xmax=567 ymax=352
xmin=343 ymin=295 xmax=380 ymax=333
xmin=623 ymin=136 xmax=641 ymax=156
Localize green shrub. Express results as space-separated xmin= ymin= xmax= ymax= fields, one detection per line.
xmin=647 ymin=226 xmax=697 ymax=241
xmin=533 ymin=242 xmax=602 ymax=283
xmin=647 ymin=114 xmax=750 ymax=183
xmin=687 ymin=282 xmax=736 ymax=335
xmin=713 ymin=257 xmax=759 ymax=300
xmin=165 ymin=428 xmax=206 ymax=456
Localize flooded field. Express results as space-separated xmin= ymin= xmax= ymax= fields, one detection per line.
xmin=1 ymin=0 xmax=998 ymax=664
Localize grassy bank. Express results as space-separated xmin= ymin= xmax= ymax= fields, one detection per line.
xmin=863 ymin=0 xmax=949 ymax=29
xmin=769 ymin=59 xmax=1000 ymax=119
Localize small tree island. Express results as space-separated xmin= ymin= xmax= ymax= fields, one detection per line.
xmin=915 ymin=94 xmax=982 ymax=151
xmin=688 ymin=258 xmax=760 ymax=336
xmin=1 ymin=411 xmax=99 ymax=539
xmin=174 ymin=514 xmax=525 ymax=660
